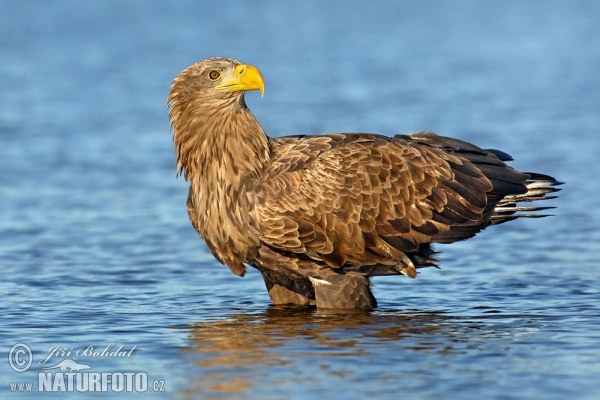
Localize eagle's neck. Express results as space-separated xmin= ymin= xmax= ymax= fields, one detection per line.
xmin=173 ymin=97 xmax=270 ymax=181
xmin=170 ymin=95 xmax=269 ymax=275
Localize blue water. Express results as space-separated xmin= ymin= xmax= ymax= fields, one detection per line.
xmin=1 ymin=0 xmax=599 ymax=398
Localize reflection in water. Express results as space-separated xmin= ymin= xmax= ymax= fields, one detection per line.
xmin=178 ymin=307 xmax=502 ymax=397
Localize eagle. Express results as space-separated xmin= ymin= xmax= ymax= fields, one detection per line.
xmin=168 ymin=57 xmax=561 ymax=309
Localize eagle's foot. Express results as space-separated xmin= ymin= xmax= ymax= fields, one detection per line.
xmin=309 ymin=273 xmax=377 ymax=309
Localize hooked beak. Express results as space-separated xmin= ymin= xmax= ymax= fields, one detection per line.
xmin=215 ymin=64 xmax=265 ymax=97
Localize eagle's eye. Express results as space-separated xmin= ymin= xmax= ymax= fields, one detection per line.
xmin=208 ymin=70 xmax=222 ymax=81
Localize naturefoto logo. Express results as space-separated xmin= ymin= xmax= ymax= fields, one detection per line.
xmin=8 ymin=343 xmax=166 ymax=393
xmin=41 ymin=359 xmax=92 ymax=372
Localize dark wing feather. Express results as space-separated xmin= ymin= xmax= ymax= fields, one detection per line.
xmin=253 ymin=132 xmax=510 ymax=277
xmin=405 ymin=132 xmax=532 ymax=243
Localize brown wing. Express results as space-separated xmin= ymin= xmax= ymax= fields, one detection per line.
xmin=253 ymin=132 xmax=526 ymax=277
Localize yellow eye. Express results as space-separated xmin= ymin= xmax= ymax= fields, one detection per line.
xmin=208 ymin=70 xmax=221 ymax=80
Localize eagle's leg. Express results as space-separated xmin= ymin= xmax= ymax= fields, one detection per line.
xmin=309 ymin=272 xmax=377 ymax=309
xmin=259 ymin=270 xmax=316 ymax=306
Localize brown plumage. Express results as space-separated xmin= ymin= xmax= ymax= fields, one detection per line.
xmin=168 ymin=57 xmax=561 ymax=309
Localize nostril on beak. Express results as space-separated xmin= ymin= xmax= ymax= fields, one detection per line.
xmin=238 ymin=67 xmax=245 ymax=75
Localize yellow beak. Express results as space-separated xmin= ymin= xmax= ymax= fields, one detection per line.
xmin=215 ymin=64 xmax=265 ymax=97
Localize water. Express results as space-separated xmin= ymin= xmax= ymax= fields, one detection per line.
xmin=1 ymin=0 xmax=599 ymax=398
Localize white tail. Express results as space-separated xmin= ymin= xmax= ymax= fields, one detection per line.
xmin=491 ymin=173 xmax=562 ymax=224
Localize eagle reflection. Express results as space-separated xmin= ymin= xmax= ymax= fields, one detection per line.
xmin=180 ymin=307 xmax=462 ymax=396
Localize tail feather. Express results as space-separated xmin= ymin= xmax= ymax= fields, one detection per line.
xmin=490 ymin=173 xmax=562 ymax=225
xmin=407 ymin=132 xmax=562 ymax=241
